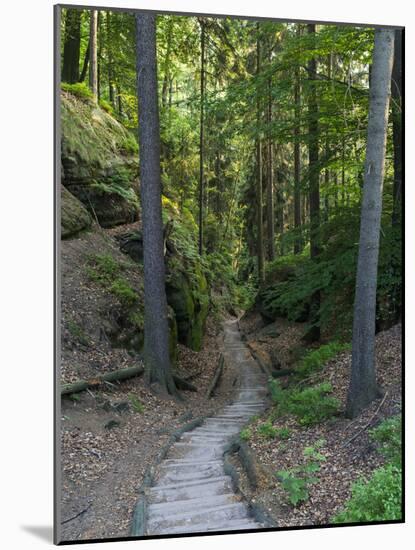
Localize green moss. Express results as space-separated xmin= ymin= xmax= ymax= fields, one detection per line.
xmin=61 ymin=82 xmax=93 ymax=101
xmin=109 ymin=278 xmax=138 ymax=307
xmin=67 ymin=319 xmax=90 ymax=346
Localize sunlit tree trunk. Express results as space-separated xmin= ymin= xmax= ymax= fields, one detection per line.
xmin=346 ymin=29 xmax=394 ymax=418
xmin=307 ymin=23 xmax=320 ymax=341
xmin=89 ymin=9 xmax=98 ymax=101
xmin=135 ymin=12 xmax=178 ymax=397
xmin=198 ymin=18 xmax=206 ymax=256
xmin=256 ymin=24 xmax=265 ymax=283
xmin=266 ymin=44 xmax=275 ymax=262
xmin=293 ymin=26 xmax=302 ymax=254
xmin=62 ymin=8 xmax=81 ymax=83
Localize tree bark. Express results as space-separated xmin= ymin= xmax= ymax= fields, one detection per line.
xmin=266 ymin=54 xmax=275 ymax=262
xmin=198 ymin=19 xmax=206 ymax=256
xmin=79 ymin=40 xmax=90 ymax=83
xmin=256 ymin=24 xmax=265 ymax=284
xmin=345 ymin=29 xmax=394 ymax=418
xmin=61 ymin=8 xmax=81 ymax=84
xmin=89 ymin=9 xmax=98 ymax=101
xmin=294 ymin=26 xmax=302 ymax=254
xmin=307 ymin=23 xmax=320 ymax=341
xmin=135 ymin=13 xmax=178 ymax=397
xmin=391 ymin=29 xmax=402 ymax=227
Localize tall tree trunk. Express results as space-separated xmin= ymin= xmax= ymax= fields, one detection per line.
xmin=161 ymin=19 xmax=174 ymax=109
xmin=345 ymin=29 xmax=394 ymax=418
xmin=61 ymin=8 xmax=81 ymax=83
xmin=293 ymin=27 xmax=302 ymax=254
xmin=391 ymin=29 xmax=402 ymax=227
xmin=89 ymin=9 xmax=98 ymax=101
xmin=256 ymin=24 xmax=265 ymax=284
xmin=135 ymin=13 xmax=178 ymax=397
xmin=107 ymin=12 xmax=115 ymax=106
xmin=306 ymin=23 xmax=320 ymax=342
xmin=266 ymin=46 xmax=275 ymax=262
xmin=324 ymin=53 xmax=332 ymax=223
xmin=198 ymin=19 xmax=206 ymax=256
xmin=79 ymin=40 xmax=90 ymax=83
xmin=97 ymin=11 xmax=102 ymax=101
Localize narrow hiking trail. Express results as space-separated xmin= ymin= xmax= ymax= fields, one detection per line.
xmin=141 ymin=319 xmax=269 ymax=536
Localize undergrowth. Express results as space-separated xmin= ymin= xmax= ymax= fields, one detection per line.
xmin=269 ymin=379 xmax=340 ymax=426
xmin=332 ymin=415 xmax=402 ymax=523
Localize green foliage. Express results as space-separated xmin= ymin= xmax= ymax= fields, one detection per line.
xmin=61 ymin=82 xmax=93 ymax=101
xmin=269 ymin=380 xmax=340 ymax=426
xmin=128 ymin=394 xmax=144 ymax=413
xmin=370 ymin=415 xmax=402 ymax=465
xmin=332 ymin=463 xmax=402 ymax=523
xmin=67 ymin=319 xmax=90 ymax=347
xmin=277 ymin=440 xmax=326 ymax=506
xmin=275 ymin=427 xmax=291 ymax=440
xmin=257 ymin=421 xmax=278 ymax=439
xmin=99 ymin=98 xmax=115 ymax=115
xmin=85 ymin=253 xmax=139 ymax=308
xmin=240 ymin=427 xmax=252 ymax=441
xmin=296 ymin=342 xmax=351 ymax=379
xmin=109 ymin=278 xmax=138 ymax=307
xmin=333 ymin=415 xmax=402 ymax=523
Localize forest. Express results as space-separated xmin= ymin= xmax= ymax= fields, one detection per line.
xmin=58 ymin=6 xmax=402 ymax=542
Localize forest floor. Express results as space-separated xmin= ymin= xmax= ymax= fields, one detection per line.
xmin=236 ymin=313 xmax=402 ymax=526
xmin=59 ymin=226 xmax=241 ymax=541
xmin=60 ymin=316 xmax=240 ymax=541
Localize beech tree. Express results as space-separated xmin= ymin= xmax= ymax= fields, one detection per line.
xmin=89 ymin=9 xmax=98 ymax=101
xmin=345 ymin=29 xmax=395 ymax=418
xmin=135 ymin=12 xmax=178 ymax=396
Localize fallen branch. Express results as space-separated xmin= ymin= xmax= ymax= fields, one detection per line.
xmin=61 ymin=502 xmax=92 ymax=525
xmin=61 ymin=365 xmax=144 ymax=396
xmin=341 ymin=391 xmax=389 ymax=448
xmin=206 ymin=354 xmax=224 ymax=398
xmin=247 ymin=343 xmax=294 ymax=379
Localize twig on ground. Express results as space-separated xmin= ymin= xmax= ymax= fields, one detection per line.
xmin=61 ymin=502 xmax=92 ymax=525
xmin=341 ymin=391 xmax=389 ymax=448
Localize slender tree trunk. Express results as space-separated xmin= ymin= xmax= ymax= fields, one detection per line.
xmin=62 ymin=8 xmax=81 ymax=83
xmin=266 ymin=46 xmax=275 ymax=262
xmin=162 ymin=19 xmax=174 ymax=109
xmin=391 ymin=29 xmax=402 ymax=227
xmin=345 ymin=29 xmax=394 ymax=418
xmin=198 ymin=19 xmax=206 ymax=256
xmin=89 ymin=9 xmax=98 ymax=101
xmin=106 ymin=12 xmax=115 ymax=106
xmin=306 ymin=23 xmax=320 ymax=342
xmin=294 ymin=30 xmax=302 ymax=254
xmin=135 ymin=13 xmax=178 ymax=397
xmin=79 ymin=40 xmax=90 ymax=83
xmin=256 ymin=25 xmax=265 ymax=284
xmin=97 ymin=11 xmax=102 ymax=101
xmin=324 ymin=53 xmax=332 ymax=222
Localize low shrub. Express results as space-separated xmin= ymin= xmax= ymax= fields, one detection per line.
xmin=370 ymin=415 xmax=402 ymax=465
xmin=240 ymin=427 xmax=252 ymax=441
xmin=61 ymin=82 xmax=93 ymax=101
xmin=257 ymin=421 xmax=278 ymax=439
xmin=110 ymin=278 xmax=138 ymax=307
xmin=333 ymin=415 xmax=402 ymax=523
xmin=332 ymin=463 xmax=402 ymax=523
xmin=269 ymin=380 xmax=340 ymax=426
xmin=276 ymin=439 xmax=326 ymax=506
xmin=296 ymin=342 xmax=351 ymax=379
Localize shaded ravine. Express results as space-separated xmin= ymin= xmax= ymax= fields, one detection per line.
xmin=141 ymin=319 xmax=269 ymax=536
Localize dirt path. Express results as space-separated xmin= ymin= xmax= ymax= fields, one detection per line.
xmin=138 ymin=320 xmax=268 ymax=536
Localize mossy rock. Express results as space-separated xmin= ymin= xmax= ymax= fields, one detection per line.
xmin=166 ymin=261 xmax=209 ymax=351
xmin=61 ymin=91 xmax=139 ymax=228
xmin=61 ymin=185 xmax=92 ymax=239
